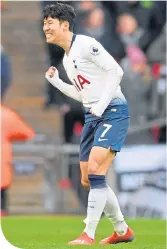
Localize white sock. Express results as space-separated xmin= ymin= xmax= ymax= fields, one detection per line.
xmin=113 ymin=220 xmax=128 ymax=236
xmin=84 ymin=187 xmax=107 ymax=239
xmin=104 ymin=185 xmax=128 ymax=235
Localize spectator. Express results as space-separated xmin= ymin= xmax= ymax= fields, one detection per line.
xmin=0 ymin=105 xmax=35 ymax=216
xmin=73 ymin=1 xmax=125 ymax=59
xmin=146 ymin=24 xmax=166 ymax=142
xmin=117 ymin=14 xmax=148 ymax=73
xmin=117 ymin=14 xmax=152 ymax=125
xmin=105 ymin=1 xmax=165 ymax=52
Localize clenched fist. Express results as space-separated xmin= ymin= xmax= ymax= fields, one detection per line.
xmin=45 ymin=66 xmax=60 ymax=85
xmin=46 ymin=66 xmax=57 ymax=78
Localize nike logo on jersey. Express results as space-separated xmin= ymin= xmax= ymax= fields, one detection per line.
xmin=98 ymin=138 xmax=108 ymax=142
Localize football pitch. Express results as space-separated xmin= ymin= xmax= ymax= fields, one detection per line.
xmin=1 ymin=216 xmax=166 ymax=249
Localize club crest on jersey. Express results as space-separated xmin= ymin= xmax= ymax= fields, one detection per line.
xmin=90 ymin=45 xmax=100 ymax=55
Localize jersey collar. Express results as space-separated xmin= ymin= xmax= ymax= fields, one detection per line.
xmin=65 ymin=33 xmax=76 ymax=58
xmin=70 ymin=33 xmax=76 ymax=49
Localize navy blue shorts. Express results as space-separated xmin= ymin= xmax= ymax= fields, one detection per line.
xmin=79 ymin=102 xmax=130 ymax=162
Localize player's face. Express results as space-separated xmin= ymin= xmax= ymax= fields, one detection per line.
xmin=43 ymin=17 xmax=64 ymax=44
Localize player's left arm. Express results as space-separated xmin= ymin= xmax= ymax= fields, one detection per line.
xmin=84 ymin=39 xmax=124 ymax=117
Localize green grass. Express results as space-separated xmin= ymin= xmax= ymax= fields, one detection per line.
xmin=1 ymin=216 xmax=166 ymax=249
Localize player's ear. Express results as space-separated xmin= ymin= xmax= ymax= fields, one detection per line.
xmin=62 ymin=21 xmax=70 ymax=31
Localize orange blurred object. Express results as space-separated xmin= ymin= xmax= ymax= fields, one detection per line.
xmin=1 ymin=1 xmax=7 ymax=10
xmin=0 ymin=104 xmax=35 ymax=189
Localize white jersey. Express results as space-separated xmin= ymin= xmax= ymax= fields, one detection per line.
xmin=63 ymin=34 xmax=126 ymax=108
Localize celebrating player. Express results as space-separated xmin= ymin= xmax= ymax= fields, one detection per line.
xmin=43 ymin=2 xmax=134 ymax=245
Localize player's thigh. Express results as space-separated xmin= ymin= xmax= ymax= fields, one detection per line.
xmin=88 ymin=146 xmax=116 ymax=175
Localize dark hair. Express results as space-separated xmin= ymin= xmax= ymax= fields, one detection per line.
xmin=42 ymin=2 xmax=76 ymax=31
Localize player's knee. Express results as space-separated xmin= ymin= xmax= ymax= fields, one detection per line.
xmin=81 ymin=179 xmax=90 ymax=189
xmin=88 ymin=174 xmax=106 ymax=189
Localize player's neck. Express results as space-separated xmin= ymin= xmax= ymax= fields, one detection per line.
xmin=58 ymin=31 xmax=74 ymax=55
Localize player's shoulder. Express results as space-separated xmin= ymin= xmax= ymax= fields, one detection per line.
xmin=76 ymin=34 xmax=96 ymax=44
xmin=75 ymin=34 xmax=102 ymax=56
xmin=76 ymin=34 xmax=100 ymax=48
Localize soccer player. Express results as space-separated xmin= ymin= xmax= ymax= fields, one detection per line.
xmin=43 ymin=3 xmax=134 ymax=245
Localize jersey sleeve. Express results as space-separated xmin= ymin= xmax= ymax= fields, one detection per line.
xmin=83 ymin=38 xmax=123 ymax=74
xmin=45 ymin=70 xmax=82 ymax=103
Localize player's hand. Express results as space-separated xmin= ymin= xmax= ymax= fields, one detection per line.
xmin=46 ymin=66 xmax=57 ymax=78
xmin=90 ymin=107 xmax=102 ymax=117
xmin=90 ymin=108 xmax=96 ymax=116
xmin=45 ymin=66 xmax=59 ymax=83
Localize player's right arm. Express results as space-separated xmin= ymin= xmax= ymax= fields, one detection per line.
xmin=45 ymin=67 xmax=82 ymax=102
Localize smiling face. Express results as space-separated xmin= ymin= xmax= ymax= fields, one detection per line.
xmin=43 ymin=17 xmax=68 ymax=44
xmin=42 ymin=3 xmax=76 ymax=45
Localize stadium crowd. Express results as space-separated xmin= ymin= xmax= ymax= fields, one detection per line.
xmin=41 ymin=1 xmax=166 ymax=144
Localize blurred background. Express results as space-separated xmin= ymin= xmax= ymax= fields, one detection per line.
xmin=1 ymin=1 xmax=166 ymax=219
